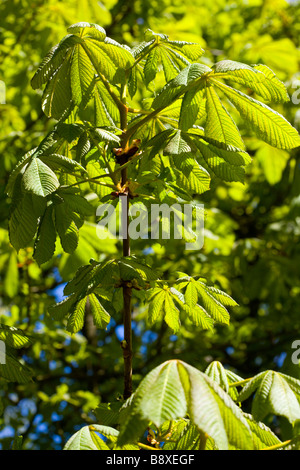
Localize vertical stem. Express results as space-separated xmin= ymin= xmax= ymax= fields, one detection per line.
xmin=119 ymin=83 xmax=133 ymax=400
xmin=121 ymin=175 xmax=133 ymax=400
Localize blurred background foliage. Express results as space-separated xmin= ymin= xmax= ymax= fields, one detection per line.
xmin=0 ymin=0 xmax=300 ymax=449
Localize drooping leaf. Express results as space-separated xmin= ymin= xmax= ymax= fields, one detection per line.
xmin=117 ymin=359 xmax=254 ymax=450
xmin=238 ymin=371 xmax=300 ymax=424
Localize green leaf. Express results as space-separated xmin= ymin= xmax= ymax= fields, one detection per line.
xmin=144 ymin=47 xmax=161 ymax=85
xmin=210 ymin=80 xmax=300 ymax=149
xmin=60 ymin=192 xmax=94 ymax=217
xmin=242 ymin=413 xmax=282 ymax=450
xmin=0 ymin=325 xmax=31 ymax=349
xmin=194 ymin=281 xmax=230 ymax=324
xmin=118 ymin=360 xmax=254 ymax=450
xmin=194 ymin=135 xmax=251 ymax=182
xmin=31 ymin=34 xmax=82 ymax=90
xmin=39 ymin=154 xmax=87 ymax=174
xmin=147 ymin=287 xmax=181 ymax=332
xmin=184 ymin=362 xmax=253 ymax=450
xmin=172 ymin=155 xmax=211 ymax=195
xmin=33 ymin=205 xmax=56 ymax=265
xmin=212 ymin=60 xmax=289 ymax=103
xmin=141 ymin=31 xmax=204 ymax=85
xmin=0 ymin=351 xmax=32 ymax=384
xmin=71 ymin=43 xmax=96 ymax=106
xmin=23 ymin=157 xmax=60 ymax=197
xmin=54 ymin=203 xmax=79 ymax=253
xmin=88 ymin=293 xmax=110 ymax=329
xmin=205 ymin=361 xmax=230 ymax=393
xmin=177 ymin=278 xmax=234 ymax=326
xmin=238 ymin=371 xmax=300 ymax=423
xmin=179 ymin=88 xmax=204 ymax=131
xmin=48 ymin=294 xmax=78 ymax=321
xmin=94 ymin=402 xmax=121 ymax=427
xmin=92 ymin=128 xmax=121 ymax=144
xmin=6 ymin=148 xmax=37 ymax=198
xmin=148 ymin=289 xmax=166 ymax=324
xmin=152 ymin=63 xmax=211 ymax=109
xmin=93 ymin=80 xmax=119 ymax=127
xmin=41 ymin=53 xmax=73 ymax=120
xmin=66 ymin=296 xmax=87 ymax=334
xmin=67 ymin=23 xmax=106 ymax=41
xmin=64 ymin=424 xmax=119 ymax=450
xmin=205 ymin=85 xmax=245 ymax=149
xmin=9 ymin=191 xmax=40 ymax=252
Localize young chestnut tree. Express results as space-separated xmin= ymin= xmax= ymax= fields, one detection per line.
xmin=5 ymin=22 xmax=300 ymax=450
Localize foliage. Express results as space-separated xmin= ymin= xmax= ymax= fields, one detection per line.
xmin=0 ymin=0 xmax=300 ymax=451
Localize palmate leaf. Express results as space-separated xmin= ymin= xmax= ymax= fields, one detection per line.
xmin=175 ymin=276 xmax=237 ymax=326
xmin=50 ymin=291 xmax=111 ymax=335
xmin=48 ymin=257 xmax=150 ymax=331
xmin=149 ymin=59 xmax=299 ymax=152
xmin=117 ymin=360 xmax=254 ymax=450
xmin=64 ymin=424 xmax=118 ymax=450
xmin=141 ymin=29 xmax=204 ymax=85
xmin=209 ymin=79 xmax=300 ymax=149
xmin=147 ymin=287 xmax=181 ymax=332
xmin=147 ymin=276 xmax=237 ymax=331
xmin=237 ymin=371 xmax=300 ymax=423
xmin=32 ymin=22 xmax=134 ymax=120
xmin=211 ymin=60 xmax=289 ymax=103
xmin=0 ymin=325 xmax=32 ymax=349
xmin=205 ymin=361 xmax=244 ymax=400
